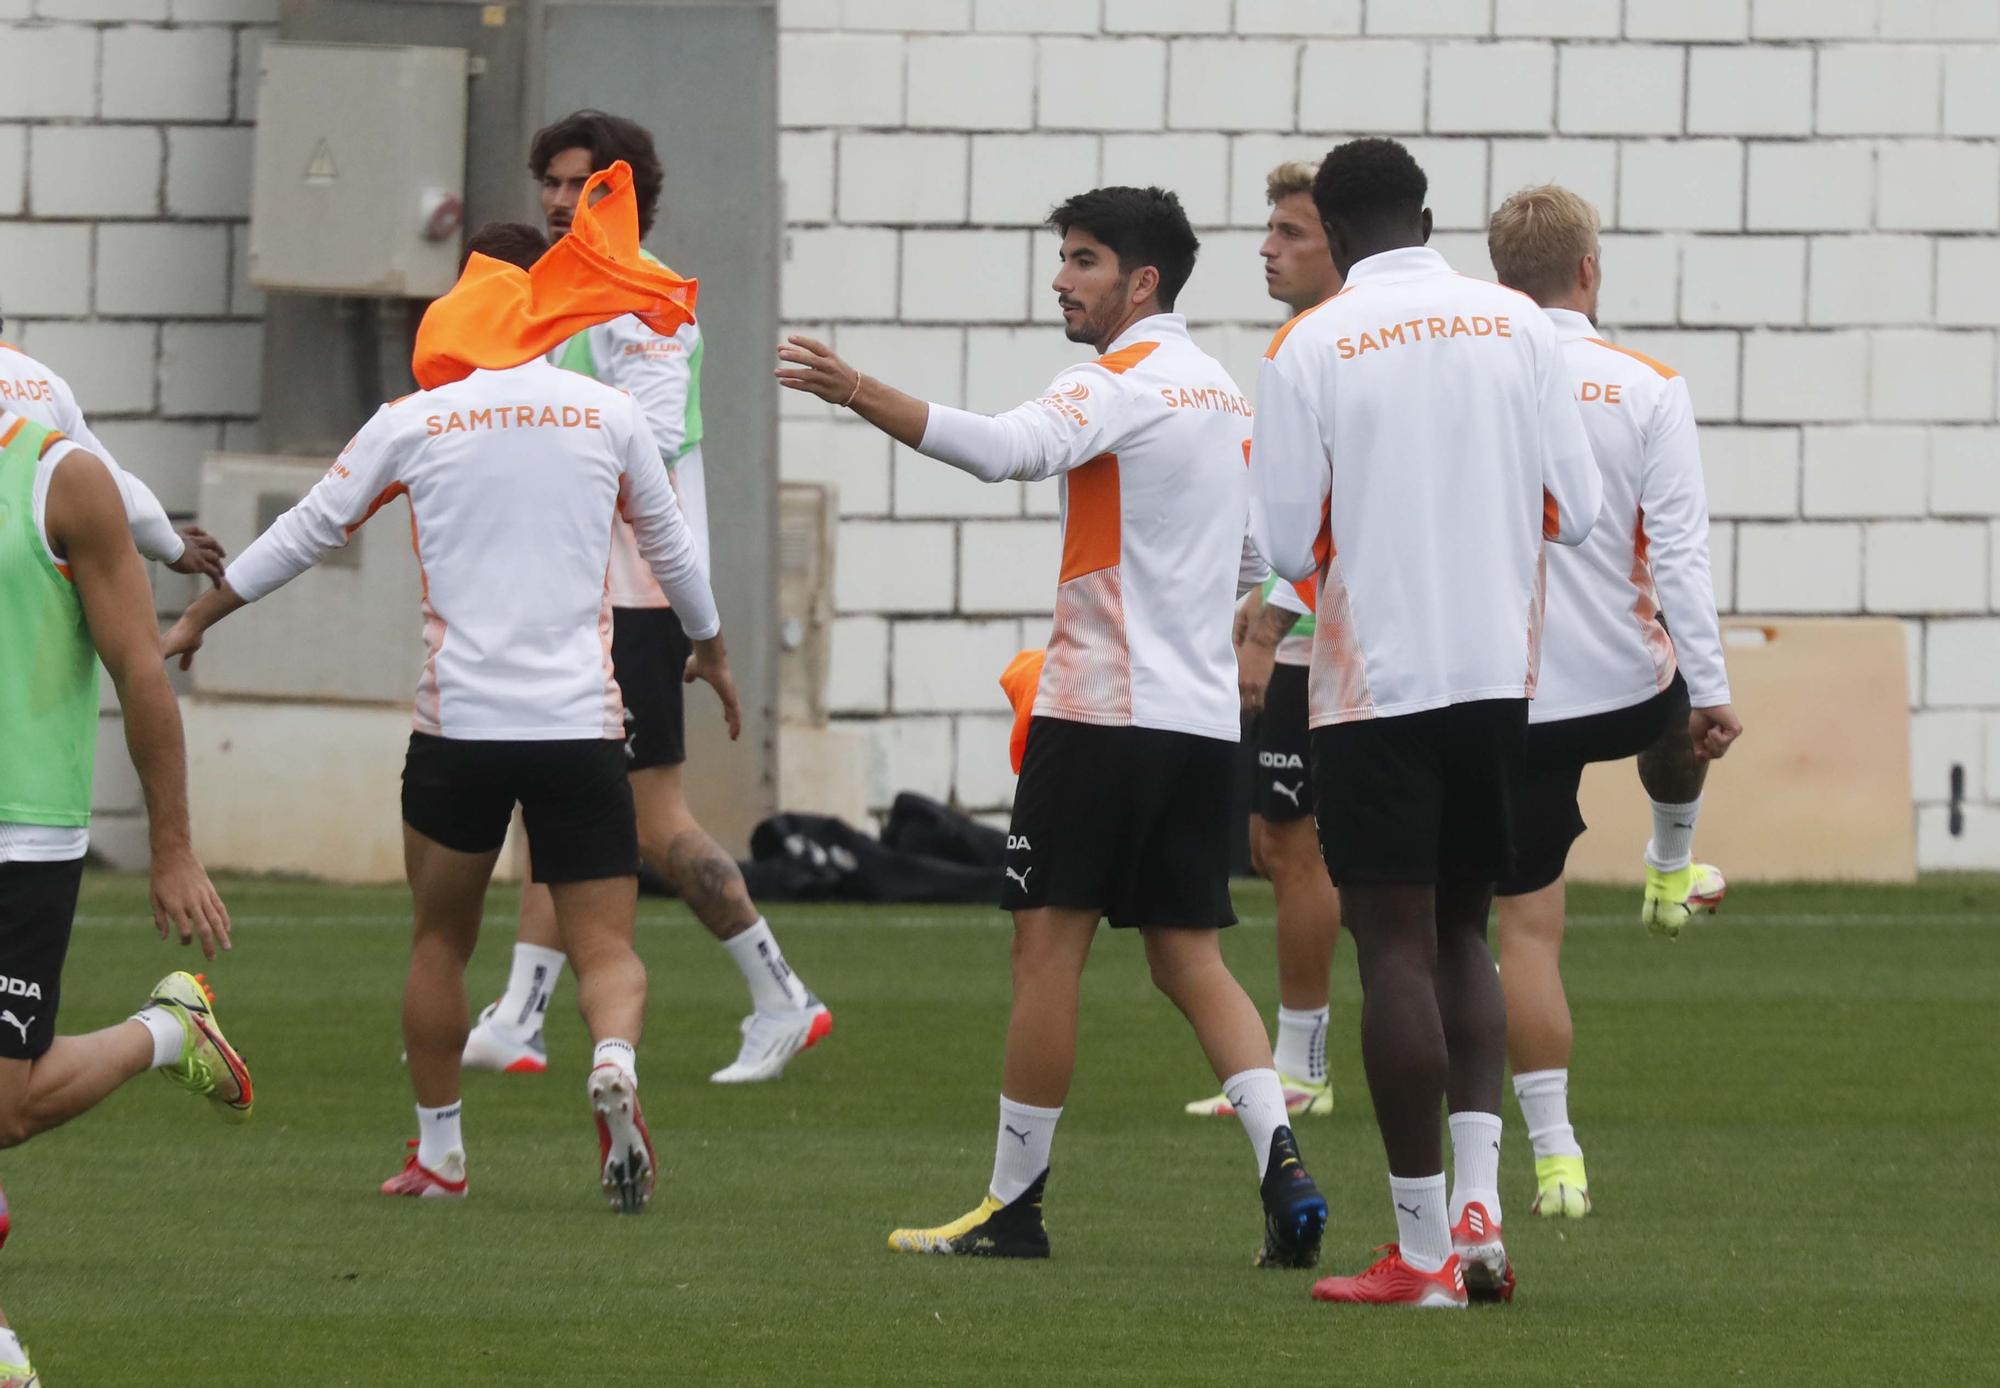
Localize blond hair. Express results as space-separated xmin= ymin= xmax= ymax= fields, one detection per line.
xmin=1487 ymin=184 xmax=1600 ymax=305
xmin=1266 ymin=159 xmax=1319 ymax=205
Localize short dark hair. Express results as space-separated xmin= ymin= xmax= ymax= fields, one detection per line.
xmin=462 ymin=222 xmax=549 ymax=273
xmin=1047 ymin=186 xmax=1200 ymax=310
xmin=529 ymin=109 xmax=664 ymax=237
xmin=1312 ymin=138 xmax=1428 ymax=235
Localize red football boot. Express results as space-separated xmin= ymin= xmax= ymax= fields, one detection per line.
xmin=1311 ymin=1246 xmax=1468 ymax=1307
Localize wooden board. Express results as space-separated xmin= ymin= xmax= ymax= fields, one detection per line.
xmin=1566 ymin=617 xmax=1915 ymax=884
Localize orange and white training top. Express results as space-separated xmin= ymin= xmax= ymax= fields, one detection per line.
xmin=919 ymin=312 xmax=1265 ymax=742
xmin=1535 ymin=308 xmax=1728 ymax=722
xmin=224 ymin=358 xmax=717 ymax=742
xmin=1250 ymin=246 xmax=1604 ymax=727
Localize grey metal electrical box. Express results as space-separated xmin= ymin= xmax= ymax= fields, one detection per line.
xmin=249 ymin=41 xmax=470 ymax=298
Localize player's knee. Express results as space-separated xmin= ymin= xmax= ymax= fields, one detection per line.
xmin=1264 ymin=819 xmax=1325 ymax=882
xmin=0 ymin=1106 xmax=34 ymax=1149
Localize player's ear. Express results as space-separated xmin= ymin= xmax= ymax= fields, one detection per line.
xmin=1132 ymin=264 xmax=1160 ymax=307
xmin=1420 ymin=207 xmax=1433 ymax=244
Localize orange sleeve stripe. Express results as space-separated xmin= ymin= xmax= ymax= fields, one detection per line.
xmin=1542 ymin=488 xmax=1560 ymax=540
xmin=37 ymin=429 xmax=68 ymax=458
xmin=0 ymin=417 xmax=23 ymax=450
xmin=1094 ymin=341 xmax=1160 ymax=375
xmin=1586 ymin=337 xmax=1678 ymax=379
xmin=347 ymin=481 xmax=409 ymax=538
xmin=1264 ymin=291 xmax=1342 ymax=360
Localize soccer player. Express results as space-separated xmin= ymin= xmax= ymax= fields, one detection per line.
xmin=1187 ymin=159 xmax=1345 ymax=1122
xmin=0 ymin=400 xmax=248 ymax=1384
xmin=1250 ymin=139 xmax=1603 ymax=1307
xmin=779 ymin=186 xmax=1330 ymax=1268
xmin=162 ymin=203 xmax=736 ymax=1214
xmin=461 ymin=109 xmax=830 ymax=1085
xmin=1485 ymin=185 xmax=1743 ymax=1219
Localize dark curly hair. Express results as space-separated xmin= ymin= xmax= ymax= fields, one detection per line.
xmin=529 ymin=110 xmax=664 ymax=237
xmin=461 ymin=221 xmax=549 ymax=273
xmin=1312 ymin=137 xmax=1428 ymax=236
xmin=1046 ymin=186 xmax=1200 ymax=310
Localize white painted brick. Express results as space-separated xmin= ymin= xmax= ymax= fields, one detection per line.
xmin=1039 ymin=38 xmax=1166 ymax=129
xmin=0 ymin=0 xmax=25 ymax=18
xmin=1615 ymin=329 xmax=1741 ymax=419
xmin=895 ymin=446 xmax=1024 ymax=516
xmin=1106 ymin=133 xmax=1226 ymax=225
xmin=893 ymin=619 xmax=1022 ymax=712
xmin=1740 ymin=330 xmax=1868 ymax=422
xmin=96 ymin=224 xmax=228 ymax=317
xmin=0 ymin=26 xmax=95 ymax=118
xmin=1990 ymin=711 xmax=2000 ymax=796
xmin=842 ymin=0 xmax=968 ymax=30
xmin=1430 ymin=231 xmax=1497 ymax=282
xmin=1297 ymin=40 xmax=1426 ymax=133
xmin=1701 ymin=426 xmax=1799 ymax=518
xmin=1750 ymin=0 xmax=1876 ymax=39
xmin=1735 ymin=522 xmax=1862 ymax=611
xmin=902 ymin=230 xmax=1029 ymax=321
xmin=165 ymin=126 xmax=252 ymax=219
xmin=1916 ymin=804 xmax=2000 ymax=871
xmin=1803 ymin=425 xmax=1927 ymax=517
xmin=908 ymin=35 xmax=1035 ymax=129
xmin=1429 ymin=43 xmax=1554 ymax=134
xmin=1866 ymin=520 xmax=1989 ymax=612
xmin=1943 ymin=46 xmax=2000 ymax=137
xmin=1710 ymin=518 xmax=1737 ymax=609
xmin=1901 ymin=617 xmax=1925 ymax=706
xmin=970 ymin=134 xmax=1100 ymax=225
xmin=975 ymin=0 xmax=1099 ymax=33
xmin=1402 ymin=138 xmax=1489 ymax=231
xmin=1871 ymin=329 xmax=1997 ymax=423
xmin=1488 ymin=138 xmax=1618 ymax=220
xmin=838 ymin=324 xmax=966 ymax=408
xmin=837 ymin=133 xmax=967 ymax=224
xmin=953 ymin=711 xmax=1019 ymax=809
xmin=1558 ymin=43 xmax=1683 ymax=137
xmin=29 ymin=126 xmax=159 ymax=218
xmin=1910 ymin=709 xmax=1984 ymax=803
xmin=0 ymin=225 xmax=94 ymax=315
xmin=861 ymin=712 xmax=953 ymax=806
xmin=964 ymin=326 xmax=1091 ymax=413
xmin=1931 ymin=427 xmax=2000 ymax=515
xmin=0 ymin=125 xmax=21 ymax=216
xmin=779 ymin=34 xmax=904 ymax=127
xmin=828 ymin=616 xmax=888 ymax=714
xmin=1680 ymin=236 xmax=1805 ymax=325
xmin=229 ymin=226 xmax=263 ymax=318
xmin=781 ymin=131 xmax=834 ymax=222
xmin=1236 ymin=0 xmax=1362 ymax=35
xmin=1364 ymin=0 xmax=1491 ymax=35
xmin=1687 ymin=46 xmax=1813 ymax=136
xmin=1494 ymin=0 xmax=1619 ymax=36
xmin=1626 ymin=0 xmax=1750 ymax=40
xmin=101 ymin=26 xmax=233 ymax=121
xmin=234 ymin=27 xmax=270 ymax=123
xmin=959 ymin=519 xmax=1062 ymax=612
xmin=1817 ymin=46 xmax=1942 ymax=136
xmin=1617 ymin=140 xmax=1743 ymax=232
xmin=1746 ymin=141 xmax=1874 ymax=231
xmin=1596 ymin=233 xmax=1680 ymax=325
xmin=81 ymin=418 xmax=217 ymax=511
xmin=1925 ymin=618 xmax=2000 ymax=704
xmin=1174 ymin=229 xmax=1271 ymax=322
xmin=1227 ymin=134 xmax=1322 ymax=224
xmin=778 ymin=419 xmax=893 ymax=515
xmin=171 ymin=0 xmax=279 ymax=19
xmin=835 ymin=520 xmax=955 ymax=611
xmin=783 ymin=227 xmax=899 ymax=320
xmin=1168 ymin=39 xmax=1296 ymax=131
xmin=18 ymin=320 xmax=156 ymax=415
xmin=38 ymin=0 xmax=163 ymax=17
xmin=1807 ymin=235 xmax=1933 ymax=326
xmin=1106 ymin=0 xmax=1229 ymax=32
xmin=158 ymin=322 xmax=260 ymax=417
xmin=1878 ymin=0 xmax=1999 ymax=39
xmin=1875 ymin=140 xmax=2000 ymax=232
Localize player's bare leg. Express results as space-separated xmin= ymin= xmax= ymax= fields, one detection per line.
xmin=1435 ymin=877 xmax=1513 ymax=1299
xmin=551 ymin=873 xmax=655 ymax=1213
xmin=1497 ymin=875 xmax=1591 ymax=1220
xmin=1268 ymin=816 xmax=1340 ymax=1110
xmin=0 ymin=1027 xmax=154 ymax=1148
xmin=1637 ymin=699 xmax=1724 ymax=938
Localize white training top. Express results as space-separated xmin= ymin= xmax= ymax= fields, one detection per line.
xmin=1534 ymin=308 xmax=1729 ymax=722
xmin=224 ymin=359 xmax=718 ymax=742
xmin=1250 ymin=246 xmax=1604 ymax=727
xmin=920 ymin=313 xmax=1265 ymax=742
xmin=1266 ymin=575 xmax=1314 ymax=668
xmin=1 ymin=341 xmax=186 ymax=566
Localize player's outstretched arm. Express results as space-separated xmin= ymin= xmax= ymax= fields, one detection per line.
xmin=46 ymin=449 xmax=231 ymax=959
xmin=776 ymin=335 xmax=929 ymax=447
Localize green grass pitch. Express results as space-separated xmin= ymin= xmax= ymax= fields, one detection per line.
xmin=2 ymin=872 xmax=1995 ymax=1384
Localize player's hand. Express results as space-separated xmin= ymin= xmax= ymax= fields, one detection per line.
xmin=150 ymin=844 xmax=231 ymax=959
xmin=686 ymin=634 xmax=743 ymax=741
xmin=1690 ymin=703 xmax=1742 ymax=762
xmin=167 ymin=525 xmax=227 ymax=585
xmin=1238 ymin=630 xmax=1279 ymax=716
xmin=775 ymin=335 xmax=862 ymax=406
xmin=1234 ymin=588 xmax=1263 ymax=650
xmin=160 ymin=615 xmax=204 ymax=671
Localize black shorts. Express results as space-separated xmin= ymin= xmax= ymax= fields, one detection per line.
xmin=1253 ymin=663 xmax=1313 ymax=823
xmin=1311 ymin=698 xmax=1529 ymax=886
xmin=400 ymin=733 xmax=638 ymax=884
xmin=1498 ymin=673 xmax=1690 ymax=897
xmin=1004 ymin=717 xmax=1237 ymax=930
xmin=0 ymin=856 xmax=84 ymax=1062
xmin=612 ymin=607 xmax=690 ymax=771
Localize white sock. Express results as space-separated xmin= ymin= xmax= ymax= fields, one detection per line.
xmin=723 ymin=919 xmax=811 ymax=1013
xmin=131 ymin=1006 xmax=184 ymax=1067
xmin=1273 ymin=1006 xmax=1330 ymax=1085
xmin=1646 ymin=797 xmax=1701 ymax=872
xmin=991 ymin=1095 xmax=1061 ymax=1205
xmin=1221 ymin=1067 xmax=1289 ymax=1174
xmin=1514 ymin=1068 xmax=1583 ymax=1160
xmin=0 ymin=1329 xmax=24 ymax=1366
xmin=1389 ymin=1172 xmax=1451 ymax=1272
xmin=1448 ymin=1110 xmax=1504 ymax=1227
xmin=491 ymin=942 xmax=565 ymax=1036
xmin=416 ymin=1101 xmax=463 ymax=1170
xmin=591 ymin=1038 xmax=637 ymax=1085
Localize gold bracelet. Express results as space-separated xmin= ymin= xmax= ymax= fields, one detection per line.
xmin=840 ymin=374 xmax=862 ymax=409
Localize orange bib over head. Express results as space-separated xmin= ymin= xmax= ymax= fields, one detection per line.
xmin=412 ymin=161 xmax=699 ymax=390
xmin=999 ymin=648 xmax=1046 ymax=775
